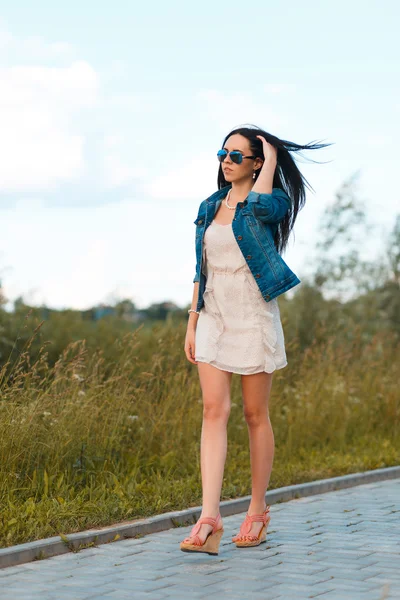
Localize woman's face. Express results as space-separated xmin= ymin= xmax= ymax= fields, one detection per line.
xmin=221 ymin=134 xmax=263 ymax=183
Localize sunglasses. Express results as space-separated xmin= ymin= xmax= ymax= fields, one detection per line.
xmin=217 ymin=149 xmax=257 ymax=165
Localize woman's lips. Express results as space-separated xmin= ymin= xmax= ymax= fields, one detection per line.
xmin=224 ymin=168 xmax=233 ymax=172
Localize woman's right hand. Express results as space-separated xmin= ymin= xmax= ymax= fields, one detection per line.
xmin=184 ymin=327 xmax=198 ymax=365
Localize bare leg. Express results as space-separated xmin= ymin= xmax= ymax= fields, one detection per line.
xmin=241 ymin=370 xmax=274 ymax=537
xmin=183 ymin=362 xmax=232 ymax=543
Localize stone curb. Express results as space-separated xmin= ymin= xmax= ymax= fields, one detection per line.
xmin=1 ymin=465 xmax=399 ymax=569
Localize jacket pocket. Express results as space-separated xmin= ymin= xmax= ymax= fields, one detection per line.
xmin=194 ymin=215 xmax=206 ymax=239
xmin=245 ymin=215 xmax=286 ymax=279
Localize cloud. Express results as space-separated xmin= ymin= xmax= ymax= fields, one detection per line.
xmin=0 ymin=60 xmax=99 ymax=192
xmin=0 ymin=22 xmax=149 ymax=197
xmin=102 ymin=134 xmax=150 ymax=187
xmin=0 ymin=19 xmax=74 ymax=60
xmin=142 ymin=153 xmax=215 ymax=200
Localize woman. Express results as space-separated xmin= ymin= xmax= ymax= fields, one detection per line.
xmin=181 ymin=125 xmax=331 ymax=555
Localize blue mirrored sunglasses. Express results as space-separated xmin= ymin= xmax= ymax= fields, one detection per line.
xmin=217 ymin=149 xmax=256 ymax=165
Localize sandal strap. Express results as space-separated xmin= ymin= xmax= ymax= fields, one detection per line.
xmin=247 ymin=513 xmax=267 ymax=522
xmin=191 ymin=534 xmax=202 ymax=546
xmin=198 ymin=516 xmax=219 ymax=527
xmin=188 ymin=513 xmax=222 ymax=538
xmin=238 ymin=506 xmax=270 ymax=535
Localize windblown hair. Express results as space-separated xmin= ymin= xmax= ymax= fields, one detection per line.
xmin=217 ymin=124 xmax=333 ymax=254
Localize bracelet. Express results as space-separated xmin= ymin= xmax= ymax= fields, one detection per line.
xmin=188 ymin=309 xmax=200 ymax=315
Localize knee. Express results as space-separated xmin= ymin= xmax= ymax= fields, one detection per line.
xmin=243 ymin=407 xmax=269 ymax=427
xmin=203 ymin=398 xmax=230 ymax=422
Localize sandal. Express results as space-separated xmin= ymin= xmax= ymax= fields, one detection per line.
xmin=232 ymin=505 xmax=271 ymax=547
xmin=180 ymin=513 xmax=224 ymax=555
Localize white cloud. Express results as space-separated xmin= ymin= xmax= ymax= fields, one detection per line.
xmin=142 ymin=153 xmax=216 ymax=200
xmin=0 ymin=19 xmax=73 ymax=59
xmin=103 ymin=153 xmax=149 ymax=187
xmin=0 ymin=60 xmax=98 ymax=191
xmin=0 ymin=22 xmax=152 ymax=197
xmin=100 ymin=134 xmax=149 ymax=187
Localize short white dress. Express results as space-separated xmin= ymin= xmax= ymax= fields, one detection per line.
xmin=195 ymin=220 xmax=288 ymax=374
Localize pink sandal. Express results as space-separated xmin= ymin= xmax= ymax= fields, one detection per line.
xmin=232 ymin=505 xmax=271 ymax=547
xmin=180 ymin=513 xmax=224 ymax=555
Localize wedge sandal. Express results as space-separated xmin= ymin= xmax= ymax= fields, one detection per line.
xmin=180 ymin=513 xmax=224 ymax=555
xmin=232 ymin=505 xmax=271 ymax=548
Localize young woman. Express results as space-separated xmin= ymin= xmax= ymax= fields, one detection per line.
xmin=181 ymin=125 xmax=331 ymax=555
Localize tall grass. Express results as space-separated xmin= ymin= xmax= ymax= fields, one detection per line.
xmin=0 ymin=317 xmax=398 ymax=548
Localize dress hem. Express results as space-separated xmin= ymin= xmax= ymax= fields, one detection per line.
xmin=195 ymin=357 xmax=288 ymax=375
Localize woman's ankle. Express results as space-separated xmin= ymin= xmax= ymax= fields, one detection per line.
xmin=248 ymin=501 xmax=267 ymax=514
xmin=200 ymin=508 xmax=220 ymax=519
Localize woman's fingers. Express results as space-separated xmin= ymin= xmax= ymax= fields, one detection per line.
xmin=184 ymin=342 xmax=198 ymax=364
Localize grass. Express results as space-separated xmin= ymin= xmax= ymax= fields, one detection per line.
xmin=0 ymin=317 xmax=399 ymax=548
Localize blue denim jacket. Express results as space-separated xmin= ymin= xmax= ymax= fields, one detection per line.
xmin=193 ymin=184 xmax=301 ymax=312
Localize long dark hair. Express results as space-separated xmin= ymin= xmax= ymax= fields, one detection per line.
xmin=217 ymin=124 xmax=333 ymax=254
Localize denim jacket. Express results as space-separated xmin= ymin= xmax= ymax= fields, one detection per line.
xmin=193 ymin=184 xmax=301 ymax=312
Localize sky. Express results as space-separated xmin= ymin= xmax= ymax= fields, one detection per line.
xmin=0 ymin=0 xmax=399 ymax=311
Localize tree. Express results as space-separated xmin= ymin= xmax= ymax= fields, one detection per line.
xmin=313 ymin=171 xmax=388 ymax=301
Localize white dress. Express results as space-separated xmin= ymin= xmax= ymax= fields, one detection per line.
xmin=195 ymin=220 xmax=288 ymax=374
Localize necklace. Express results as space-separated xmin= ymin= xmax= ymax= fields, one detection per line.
xmin=224 ymin=188 xmax=236 ymax=210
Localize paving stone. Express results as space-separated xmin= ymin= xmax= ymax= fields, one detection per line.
xmin=0 ymin=595 xmax=54 ymax=600
xmin=321 ymin=592 xmax=386 ymax=600
xmin=0 ymin=478 xmax=399 ymax=599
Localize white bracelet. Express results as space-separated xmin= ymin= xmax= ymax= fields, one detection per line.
xmin=188 ymin=309 xmax=200 ymax=315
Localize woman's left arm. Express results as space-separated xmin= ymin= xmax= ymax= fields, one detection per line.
xmin=251 ymin=135 xmax=277 ymax=195
xmin=247 ymin=135 xmax=291 ymax=224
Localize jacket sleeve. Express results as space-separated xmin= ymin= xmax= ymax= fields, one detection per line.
xmin=193 ymin=201 xmax=206 ymax=283
xmin=247 ymin=188 xmax=291 ymax=224
xmin=193 ymin=262 xmax=200 ymax=283
xmin=193 ymin=221 xmax=200 ymax=282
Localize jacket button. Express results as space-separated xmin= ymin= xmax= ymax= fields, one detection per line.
xmin=255 ymin=273 xmax=260 ymax=278
xmin=247 ymin=255 xmax=252 ymax=259
xmin=264 ymin=294 xmax=270 ymax=299
xmin=237 ymin=235 xmax=243 ymax=240
xmin=198 ymin=219 xmax=203 ymax=224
